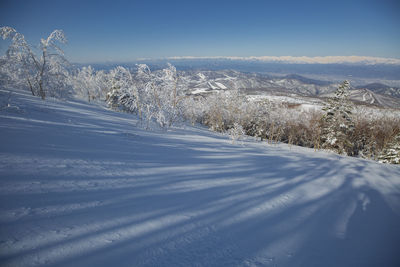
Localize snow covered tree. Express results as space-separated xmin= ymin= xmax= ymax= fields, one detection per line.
xmin=240 ymin=99 xmax=270 ymax=139
xmin=203 ymin=89 xmax=246 ymax=132
xmin=134 ymin=63 xmax=187 ymax=128
xmin=70 ymin=66 xmax=110 ymax=102
xmin=228 ymin=122 xmax=245 ymax=144
xmin=181 ymin=95 xmax=207 ymax=125
xmin=0 ymin=27 xmax=34 ymax=91
xmin=104 ymin=64 xmax=186 ymax=129
xmin=320 ymin=80 xmax=355 ymax=155
xmin=0 ymin=26 xmax=69 ymax=99
xmin=378 ymin=132 xmax=400 ymax=164
xmin=106 ymin=66 xmax=141 ymax=114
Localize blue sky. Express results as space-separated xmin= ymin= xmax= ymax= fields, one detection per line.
xmin=1 ymin=0 xmax=399 ymax=63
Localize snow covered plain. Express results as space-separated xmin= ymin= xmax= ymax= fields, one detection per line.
xmin=0 ymin=88 xmax=400 ymax=267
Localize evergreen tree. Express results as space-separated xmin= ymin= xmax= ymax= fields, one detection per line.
xmin=378 ymin=132 xmax=400 ymax=164
xmin=320 ymin=80 xmax=355 ymax=155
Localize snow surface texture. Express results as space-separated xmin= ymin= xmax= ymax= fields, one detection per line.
xmin=1 ymin=88 xmax=400 ymax=267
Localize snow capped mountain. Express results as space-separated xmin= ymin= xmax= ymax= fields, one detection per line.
xmin=72 ymin=61 xmax=400 ymax=108
xmin=356 ymin=83 xmax=400 ymax=98
xmin=177 ymin=70 xmax=336 ymax=96
xmin=269 ymin=75 xmax=338 ymax=96
xmin=175 ymin=70 xmax=400 ymax=108
xmin=346 ymin=89 xmax=400 ymax=108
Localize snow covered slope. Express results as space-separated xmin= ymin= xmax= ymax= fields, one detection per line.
xmin=1 ymin=88 xmax=400 ymax=267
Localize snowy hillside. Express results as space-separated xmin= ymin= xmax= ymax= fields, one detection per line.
xmin=1 ymin=88 xmax=400 ymax=267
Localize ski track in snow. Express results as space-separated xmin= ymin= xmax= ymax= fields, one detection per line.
xmin=0 ymin=88 xmax=400 ymax=266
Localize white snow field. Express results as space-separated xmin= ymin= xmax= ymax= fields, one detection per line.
xmin=0 ymin=88 xmax=400 ymax=267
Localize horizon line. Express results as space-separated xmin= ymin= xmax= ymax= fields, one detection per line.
xmin=150 ymin=55 xmax=400 ymax=65
xmin=74 ymin=55 xmax=400 ymax=65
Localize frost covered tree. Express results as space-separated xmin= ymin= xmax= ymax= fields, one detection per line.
xmin=378 ymin=132 xmax=400 ymax=164
xmin=134 ymin=63 xmax=188 ymax=128
xmin=70 ymin=66 xmax=110 ymax=102
xmin=181 ymin=95 xmax=206 ymax=125
xmin=104 ymin=64 xmax=186 ymax=129
xmin=203 ymin=89 xmax=246 ymax=132
xmin=144 ymin=63 xmax=186 ymax=127
xmin=106 ymin=66 xmax=141 ymax=114
xmin=0 ymin=26 xmax=69 ymax=99
xmin=320 ymin=80 xmax=355 ymax=155
xmin=241 ymin=99 xmax=271 ymax=140
xmin=228 ymin=122 xmax=245 ymax=144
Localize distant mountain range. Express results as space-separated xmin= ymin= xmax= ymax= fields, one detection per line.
xmin=175 ymin=70 xmax=400 ymax=108
xmin=356 ymin=83 xmax=400 ymax=98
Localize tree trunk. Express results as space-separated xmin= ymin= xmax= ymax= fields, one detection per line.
xmin=38 ymin=49 xmax=46 ymax=100
xmin=27 ymin=78 xmax=35 ymax=96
